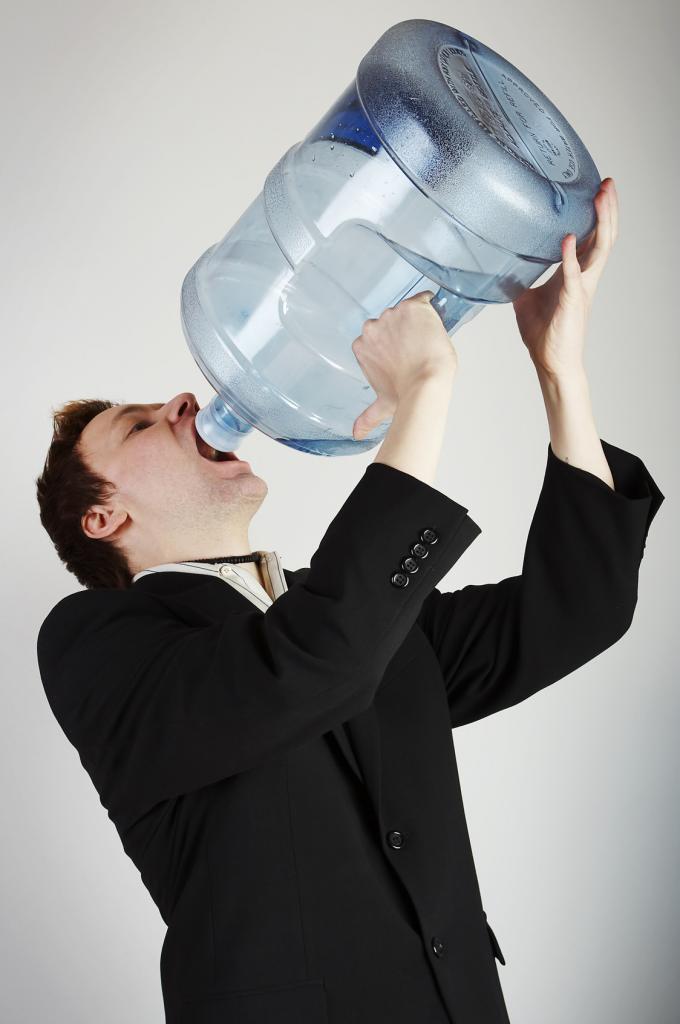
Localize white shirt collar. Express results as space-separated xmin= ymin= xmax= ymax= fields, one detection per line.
xmin=131 ymin=550 xmax=288 ymax=612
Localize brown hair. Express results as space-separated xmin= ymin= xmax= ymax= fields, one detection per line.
xmin=35 ymin=399 xmax=133 ymax=590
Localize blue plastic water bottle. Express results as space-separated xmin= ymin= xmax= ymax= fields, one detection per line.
xmin=182 ymin=19 xmax=601 ymax=456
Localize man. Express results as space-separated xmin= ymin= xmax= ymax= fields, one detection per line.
xmin=36 ymin=180 xmax=664 ymax=1022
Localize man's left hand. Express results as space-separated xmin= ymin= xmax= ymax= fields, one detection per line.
xmin=512 ymin=177 xmax=619 ymax=378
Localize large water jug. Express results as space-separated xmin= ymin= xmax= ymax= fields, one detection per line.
xmin=182 ymin=19 xmax=601 ymax=457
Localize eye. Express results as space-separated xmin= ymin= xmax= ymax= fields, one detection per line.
xmin=127 ymin=419 xmax=151 ymax=436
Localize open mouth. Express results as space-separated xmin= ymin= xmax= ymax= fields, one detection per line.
xmin=192 ymin=423 xmax=239 ymax=462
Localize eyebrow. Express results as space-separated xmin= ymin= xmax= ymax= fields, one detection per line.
xmin=112 ymin=404 xmax=162 ymax=434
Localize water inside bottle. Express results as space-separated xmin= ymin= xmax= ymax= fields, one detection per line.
xmin=187 ymin=112 xmax=551 ymax=455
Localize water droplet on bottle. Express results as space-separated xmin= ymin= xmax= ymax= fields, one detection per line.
xmin=312 ymin=154 xmax=315 ymax=162
xmin=330 ymin=133 xmax=335 ymax=139
xmin=371 ymin=146 xmax=377 ymax=153
xmin=330 ymin=144 xmax=334 ymax=150
xmin=349 ymin=171 xmax=354 ymax=177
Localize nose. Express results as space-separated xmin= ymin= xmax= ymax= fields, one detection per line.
xmin=164 ymin=392 xmax=200 ymax=424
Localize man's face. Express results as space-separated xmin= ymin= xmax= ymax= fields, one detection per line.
xmin=77 ymin=391 xmax=267 ymax=567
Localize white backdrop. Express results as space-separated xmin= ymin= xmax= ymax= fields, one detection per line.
xmin=2 ymin=1 xmax=677 ymax=1021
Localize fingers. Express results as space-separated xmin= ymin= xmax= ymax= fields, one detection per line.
xmin=560 ymin=178 xmax=620 ymax=303
xmin=403 ymin=289 xmax=435 ymax=305
xmin=608 ymin=178 xmax=618 ymax=243
xmin=353 ymin=395 xmax=393 ymax=440
xmin=561 ymin=234 xmax=581 ymax=291
xmin=604 ymin=181 xmax=613 ymax=247
xmin=576 ymin=178 xmax=616 ymax=275
xmin=575 ymin=227 xmax=596 ymax=261
xmin=593 ymin=189 xmax=611 ymax=259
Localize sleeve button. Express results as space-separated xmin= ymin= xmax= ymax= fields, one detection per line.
xmin=411 ymin=541 xmax=429 ymax=559
xmin=401 ymin=556 xmax=420 ymax=574
xmin=420 ymin=528 xmax=439 ymax=545
xmin=390 ymin=571 xmax=409 ymax=588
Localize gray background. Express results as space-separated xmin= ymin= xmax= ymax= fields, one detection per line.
xmin=2 ymin=1 xmax=677 ymax=1021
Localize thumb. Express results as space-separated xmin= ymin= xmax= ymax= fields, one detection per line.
xmin=353 ymin=396 xmax=393 ymax=441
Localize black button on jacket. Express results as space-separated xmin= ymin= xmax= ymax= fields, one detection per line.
xmin=36 ymin=440 xmax=664 ymax=1024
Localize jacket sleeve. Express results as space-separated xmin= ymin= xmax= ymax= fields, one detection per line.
xmin=416 ymin=439 xmax=665 ymax=730
xmin=36 ymin=462 xmax=482 ymax=829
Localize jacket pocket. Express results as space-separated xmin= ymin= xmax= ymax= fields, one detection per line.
xmin=180 ymin=977 xmax=329 ymax=1023
xmin=483 ymin=911 xmax=506 ymax=966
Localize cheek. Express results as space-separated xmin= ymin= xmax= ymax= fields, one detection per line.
xmin=117 ymin=447 xmax=185 ymax=500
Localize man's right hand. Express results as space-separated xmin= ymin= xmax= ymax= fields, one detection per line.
xmin=351 ymin=290 xmax=458 ymax=442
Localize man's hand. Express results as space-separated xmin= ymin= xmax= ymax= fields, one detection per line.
xmin=351 ymin=290 xmax=457 ymax=441
xmin=512 ymin=177 xmax=619 ymax=379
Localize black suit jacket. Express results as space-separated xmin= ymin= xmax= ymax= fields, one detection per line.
xmin=36 ymin=440 xmax=664 ymax=1024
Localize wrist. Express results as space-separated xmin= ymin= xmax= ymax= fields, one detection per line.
xmin=535 ymin=363 xmax=590 ymax=402
xmin=398 ymin=368 xmax=456 ymax=402
xmin=377 ymin=374 xmax=454 ymax=486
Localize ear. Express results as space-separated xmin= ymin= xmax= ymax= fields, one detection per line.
xmin=81 ymin=504 xmax=129 ymax=542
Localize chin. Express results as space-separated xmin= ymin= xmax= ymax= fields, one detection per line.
xmin=229 ymin=467 xmax=268 ymax=494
